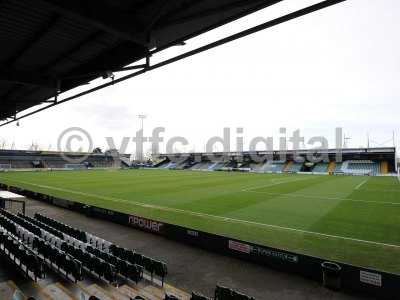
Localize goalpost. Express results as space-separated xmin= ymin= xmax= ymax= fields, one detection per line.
xmin=64 ymin=164 xmax=87 ymax=170
xmin=0 ymin=163 xmax=11 ymax=170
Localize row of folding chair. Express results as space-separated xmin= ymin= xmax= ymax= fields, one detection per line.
xmin=21 ymin=214 xmax=79 ymax=250
xmin=18 ymin=213 xmax=119 ymax=284
xmin=87 ymin=233 xmax=112 ymax=252
xmin=0 ymin=220 xmax=45 ymax=281
xmin=35 ymin=213 xmax=87 ymax=242
xmin=19 ymin=213 xmax=63 ymax=239
xmin=60 ymin=241 xmax=118 ymax=284
xmin=109 ymin=244 xmax=168 ymax=285
xmin=34 ymin=237 xmax=83 ymax=282
xmin=0 ymin=210 xmax=41 ymax=237
xmin=86 ymin=245 xmax=143 ymax=283
xmin=35 ymin=212 xmax=166 ymax=285
xmin=1 ymin=211 xmax=83 ymax=282
xmin=16 ymin=225 xmax=36 ymax=247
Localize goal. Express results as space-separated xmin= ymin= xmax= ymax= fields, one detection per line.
xmin=0 ymin=163 xmax=11 ymax=170
xmin=64 ymin=164 xmax=87 ymax=170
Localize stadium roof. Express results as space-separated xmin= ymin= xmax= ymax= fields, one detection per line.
xmin=0 ymin=0 xmax=346 ymax=125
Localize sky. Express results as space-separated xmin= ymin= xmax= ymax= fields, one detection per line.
xmin=0 ymin=0 xmax=399 ymax=156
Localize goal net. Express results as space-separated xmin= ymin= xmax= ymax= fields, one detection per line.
xmin=64 ymin=164 xmax=87 ymax=170
xmin=0 ymin=163 xmax=11 ymax=170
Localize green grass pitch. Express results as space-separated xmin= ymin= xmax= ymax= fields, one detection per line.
xmin=0 ymin=169 xmax=399 ymax=273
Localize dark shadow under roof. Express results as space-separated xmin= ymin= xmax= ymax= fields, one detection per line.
xmin=0 ymin=1 xmax=348 ymax=123
xmin=0 ymin=0 xmax=284 ymax=120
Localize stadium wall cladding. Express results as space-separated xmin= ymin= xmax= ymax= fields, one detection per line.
xmin=2 ymin=183 xmax=399 ymax=300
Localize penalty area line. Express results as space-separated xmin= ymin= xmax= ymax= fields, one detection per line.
xmin=242 ymin=190 xmax=400 ymax=206
xmin=355 ymin=179 xmax=368 ymax=190
xmin=241 ymin=176 xmax=314 ymax=192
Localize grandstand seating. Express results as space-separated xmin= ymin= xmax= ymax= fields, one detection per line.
xmin=0 ymin=209 xmax=184 ymax=299
xmin=190 ymin=162 xmax=213 ymax=171
xmin=286 ymin=162 xmax=303 ymax=173
xmin=333 ymin=162 xmax=343 ymax=173
xmin=157 ymin=158 xmax=386 ymax=176
xmin=164 ymin=162 xmax=178 ymax=169
xmin=248 ymin=162 xmax=264 ymax=172
xmin=264 ymin=161 xmax=285 ymax=173
xmin=0 ymin=206 xmax=262 ymax=300
xmin=157 ymin=159 xmax=191 ymax=170
xmin=258 ymin=161 xmax=272 ymax=172
xmin=35 ymin=213 xmax=168 ymax=285
xmin=0 ymin=226 xmax=45 ymax=282
xmin=312 ymin=163 xmax=329 ymax=173
xmin=211 ymin=162 xmax=226 ymax=171
xmin=0 ymin=150 xmax=117 ymax=170
xmin=341 ymin=160 xmax=380 ymax=175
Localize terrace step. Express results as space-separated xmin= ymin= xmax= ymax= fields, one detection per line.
xmin=163 ymin=283 xmax=191 ymax=300
xmin=85 ymin=284 xmax=116 ymax=300
xmin=43 ymin=283 xmax=75 ymax=300
xmin=119 ymin=284 xmax=159 ymax=300
xmin=143 ymin=285 xmax=165 ymax=299
xmin=115 ymin=285 xmax=139 ymax=299
xmin=0 ymin=280 xmax=26 ymax=300
xmin=105 ymin=285 xmax=132 ymax=300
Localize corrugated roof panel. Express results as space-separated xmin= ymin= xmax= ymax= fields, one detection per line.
xmin=2 ymin=0 xmax=332 ymax=122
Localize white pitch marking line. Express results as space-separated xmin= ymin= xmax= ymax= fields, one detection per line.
xmin=4 ymin=178 xmax=400 ymax=249
xmin=355 ymin=179 xmax=368 ymax=190
xmin=241 ymin=176 xmax=313 ymax=192
xmin=243 ymin=190 xmax=400 ymax=206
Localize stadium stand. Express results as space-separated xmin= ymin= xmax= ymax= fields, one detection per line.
xmin=172 ymin=159 xmax=192 ymax=170
xmin=0 ymin=208 xmax=187 ymax=299
xmin=0 ymin=147 xmax=396 ymax=177
xmin=163 ymin=162 xmax=178 ymax=169
xmin=210 ymin=162 xmax=225 ymax=171
xmin=333 ymin=162 xmax=344 ymax=173
xmin=0 ymin=150 xmax=118 ymax=170
xmin=312 ymin=163 xmax=329 ymax=173
xmin=248 ymin=162 xmax=265 ymax=172
xmin=35 ymin=213 xmax=168 ymax=285
xmin=286 ymin=162 xmax=303 ymax=173
xmin=155 ymin=148 xmax=397 ymax=176
xmin=2 ymin=0 xmax=385 ymax=298
xmin=341 ymin=160 xmax=380 ymax=176
xmin=265 ymin=161 xmax=285 ymax=173
xmin=190 ymin=162 xmax=213 ymax=171
xmin=1 ymin=206 xmax=259 ymax=300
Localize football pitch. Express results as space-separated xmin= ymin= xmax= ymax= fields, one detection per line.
xmin=0 ymin=169 xmax=399 ymax=273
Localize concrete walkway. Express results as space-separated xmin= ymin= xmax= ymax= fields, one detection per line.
xmin=18 ymin=198 xmax=371 ymax=300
